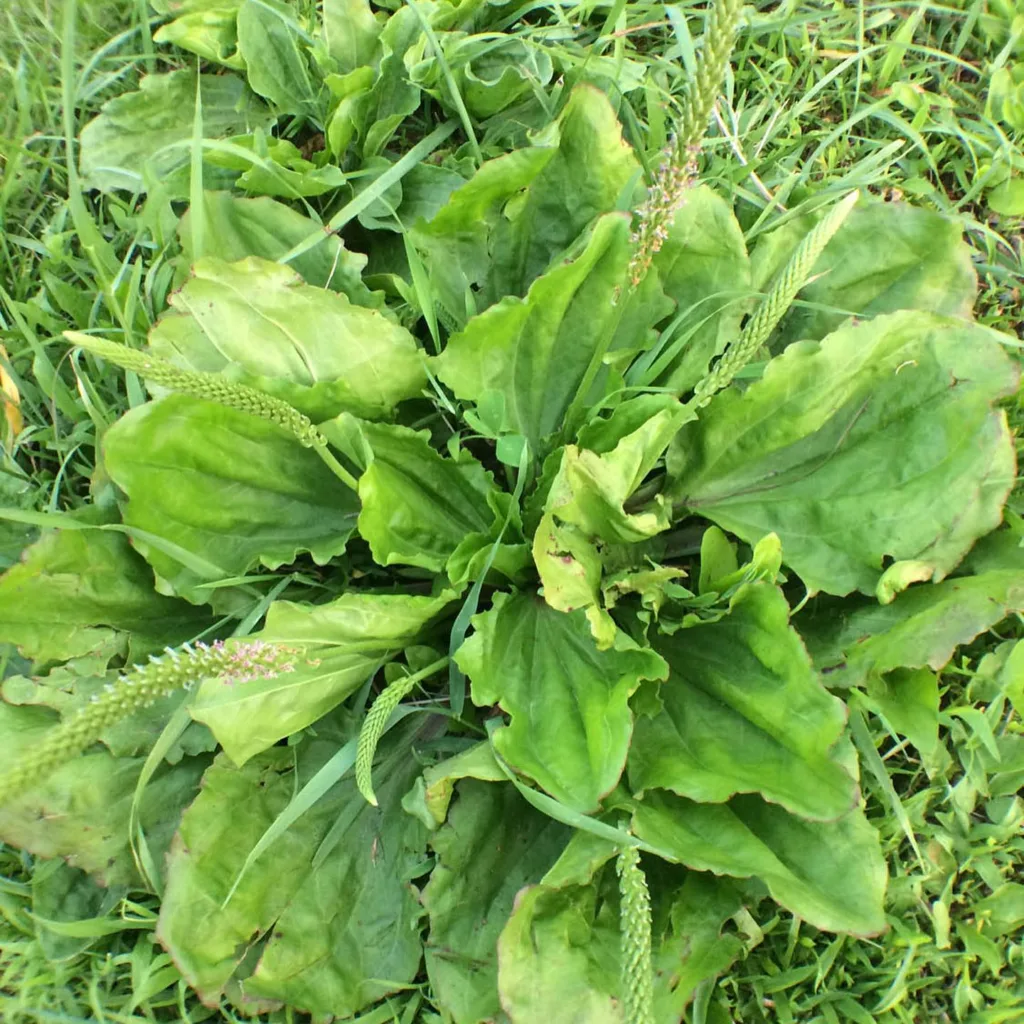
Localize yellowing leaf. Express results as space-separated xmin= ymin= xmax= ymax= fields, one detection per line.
xmin=0 ymin=343 xmax=22 ymax=446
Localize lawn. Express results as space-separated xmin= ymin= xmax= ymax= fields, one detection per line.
xmin=0 ymin=0 xmax=1022 ymax=1022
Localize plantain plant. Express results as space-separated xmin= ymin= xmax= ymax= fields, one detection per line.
xmin=1 ymin=0 xmax=1020 ymax=1021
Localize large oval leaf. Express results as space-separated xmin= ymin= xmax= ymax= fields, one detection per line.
xmin=0 ymin=526 xmax=210 ymax=662
xmin=177 ymin=192 xmax=380 ymax=305
xmin=436 ymin=214 xmax=647 ymax=453
xmin=457 ymin=591 xmax=667 ymax=812
xmin=799 ymin=569 xmax=1024 ymax=687
xmin=190 ymin=588 xmax=457 ymax=764
xmin=422 ymin=779 xmax=569 ymax=1023
xmin=0 ymin=701 xmax=207 ymax=889
xmin=349 ymin=419 xmax=500 ymax=572
xmin=749 ymin=199 xmax=977 ymax=348
xmin=103 ymin=396 xmax=359 ymax=601
xmin=630 ymin=582 xmax=856 ymax=820
xmin=486 ymin=84 xmax=638 ymax=300
xmin=78 ymin=70 xmax=272 ymax=194
xmin=667 ymin=312 xmax=1019 ymax=596
xmin=632 ymin=790 xmax=887 ymax=936
xmin=149 ymin=257 xmax=424 ymax=421
xmin=158 ymin=728 xmax=426 ymax=1017
xmin=644 ymin=185 xmax=753 ymax=392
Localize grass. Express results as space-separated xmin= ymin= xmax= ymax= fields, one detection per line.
xmin=1 ymin=0 xmax=1022 ymax=1021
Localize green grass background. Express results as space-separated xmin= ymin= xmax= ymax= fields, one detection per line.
xmin=0 ymin=1 xmax=1022 ymax=1021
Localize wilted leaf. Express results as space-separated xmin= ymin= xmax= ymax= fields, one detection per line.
xmin=457 ymin=591 xmax=667 ymax=812
xmin=148 ymin=257 xmax=424 ymax=421
xmin=632 ymin=790 xmax=887 ymax=936
xmin=667 ymin=312 xmax=1019 ymax=596
xmin=630 ymin=582 xmax=856 ymax=821
xmin=532 ymin=512 xmax=613 ymax=646
xmin=103 ymin=396 xmax=359 ymax=601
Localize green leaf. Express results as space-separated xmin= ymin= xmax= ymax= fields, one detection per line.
xmin=103 ymin=396 xmax=359 ymax=601
xmin=653 ymin=872 xmax=746 ymax=1020
xmin=360 ymin=6 xmax=425 ymax=156
xmin=32 ymin=860 xmax=126 ymax=961
xmin=177 ymin=192 xmax=380 ymax=305
xmin=2 ymin=656 xmax=213 ymax=762
xmin=545 ymin=398 xmax=693 ymax=544
xmin=862 ymin=669 xmax=945 ymax=770
xmin=347 ymin=419 xmax=500 ymax=572
xmin=148 ymin=257 xmax=424 ymax=421
xmin=410 ymin=146 xmax=556 ymax=328
xmin=403 ymin=740 xmax=504 ymax=828
xmin=641 ymin=185 xmax=753 ymax=392
xmin=487 ymin=85 xmax=638 ymax=300
xmin=356 ymin=161 xmax=468 ymax=233
xmin=667 ymin=312 xmax=1019 ymax=596
xmin=987 ymin=177 xmax=1024 ymax=216
xmin=799 ymin=570 xmax=1024 ymax=688
xmin=410 ymin=34 xmax=554 ymax=120
xmin=749 ymin=200 xmax=977 ymax=348
xmin=0 ymin=527 xmax=210 ymax=663
xmin=435 ymin=213 xmax=639 ymax=453
xmin=237 ymin=0 xmax=322 ymax=115
xmin=322 ymin=0 xmax=380 ymax=73
xmin=78 ymin=70 xmax=272 ymax=193
xmin=457 ymin=591 xmax=667 ymax=812
xmin=157 ymin=730 xmax=427 ymax=1017
xmin=324 ymin=66 xmax=375 ymax=157
xmin=153 ymin=0 xmax=245 ymax=69
xmin=498 ymin=846 xmax=743 ymax=1022
xmin=533 ymin=512 xmax=614 ymax=647
xmin=630 ymin=582 xmax=856 ymax=821
xmin=496 ymin=879 xmax=620 ymax=1024
xmin=698 ymin=526 xmax=738 ymax=595
xmin=0 ymin=701 xmax=207 ymax=889
xmin=421 ymin=779 xmax=570 ymax=1023
xmin=232 ymin=147 xmax=348 ymax=199
xmin=191 ymin=588 xmax=457 ymax=764
xmin=631 ymin=790 xmax=887 ymax=936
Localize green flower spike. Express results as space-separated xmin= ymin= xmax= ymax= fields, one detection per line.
xmin=0 ymin=639 xmax=299 ymax=806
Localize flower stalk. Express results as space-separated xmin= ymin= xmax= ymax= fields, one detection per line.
xmin=65 ymin=332 xmax=360 ymax=490
xmin=0 ymin=640 xmax=299 ymax=806
xmin=617 ymin=844 xmax=655 ymax=1024
xmin=690 ymin=190 xmax=858 ymax=409
xmin=629 ymin=0 xmax=744 ymax=287
xmin=355 ymin=656 xmax=448 ymax=806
